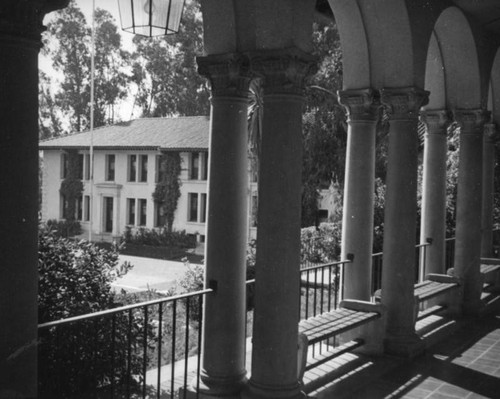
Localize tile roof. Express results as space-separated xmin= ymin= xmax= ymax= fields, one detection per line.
xmin=39 ymin=116 xmax=210 ymax=151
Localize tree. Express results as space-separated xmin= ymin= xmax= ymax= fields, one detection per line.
xmin=301 ymin=19 xmax=347 ymax=227
xmin=42 ymin=0 xmax=130 ymax=133
xmin=131 ymin=0 xmax=209 ymax=117
xmin=44 ymin=0 xmax=90 ymax=133
xmin=93 ymin=8 xmax=130 ymax=126
xmin=39 ymin=71 xmax=64 ymax=139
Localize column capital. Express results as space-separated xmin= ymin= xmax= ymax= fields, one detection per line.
xmin=419 ymin=109 xmax=452 ymax=135
xmin=338 ymin=88 xmax=381 ymax=122
xmin=380 ymin=87 xmax=429 ymax=121
xmin=249 ymin=49 xmax=317 ymax=96
xmin=484 ymin=123 xmax=500 ymax=143
xmin=0 ymin=0 xmax=68 ymax=44
xmin=452 ymin=109 xmax=490 ymax=135
xmin=197 ymin=53 xmax=253 ymax=99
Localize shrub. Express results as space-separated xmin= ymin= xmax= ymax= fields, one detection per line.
xmin=37 ymin=224 xmax=153 ymax=398
xmin=301 ymin=222 xmax=342 ymax=265
xmin=46 ymin=218 xmax=81 ymax=238
xmin=122 ymin=226 xmax=196 ymax=249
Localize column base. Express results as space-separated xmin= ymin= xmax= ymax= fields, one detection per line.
xmin=462 ymin=299 xmax=486 ymax=317
xmin=384 ymin=332 xmax=425 ymax=358
xmin=241 ymin=379 xmax=306 ymax=399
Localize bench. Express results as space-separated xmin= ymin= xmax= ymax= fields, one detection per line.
xmin=480 ymin=259 xmax=500 ymax=288
xmin=374 ymin=274 xmax=461 ymax=320
xmin=297 ymin=300 xmax=385 ymax=381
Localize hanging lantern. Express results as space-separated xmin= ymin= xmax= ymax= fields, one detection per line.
xmin=117 ymin=0 xmax=186 ymax=37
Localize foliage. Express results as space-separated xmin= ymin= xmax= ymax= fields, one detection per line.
xmin=59 ymin=150 xmax=83 ymax=221
xmin=42 ymin=0 xmax=130 ymax=134
xmin=152 ymin=152 xmax=182 ymax=232
xmin=122 ymin=226 xmax=196 ymax=249
xmin=43 ymin=0 xmax=90 ymax=133
xmin=131 ymin=0 xmax=209 ymax=117
xmin=46 ymin=218 xmax=81 ymax=238
xmin=37 ymin=224 xmax=153 ymax=398
xmin=301 ymin=20 xmax=346 ymax=227
xmin=300 ymin=223 xmax=342 ymax=265
xmin=39 ymin=72 xmax=63 ymax=139
xmin=372 ymin=178 xmax=386 ymax=253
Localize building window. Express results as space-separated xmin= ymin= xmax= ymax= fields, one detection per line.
xmin=105 ymin=154 xmax=115 ymax=181
xmin=76 ymin=154 xmax=84 ymax=180
xmin=139 ymin=155 xmax=148 ymax=182
xmin=61 ymin=153 xmax=68 ymax=179
xmin=201 ymin=152 xmax=208 ymax=180
xmin=84 ymin=154 xmax=91 ymax=180
xmin=188 ymin=193 xmax=198 ymax=222
xmin=190 ymin=153 xmax=199 ymax=180
xmin=127 ymin=198 xmax=136 ymax=225
xmin=76 ymin=195 xmax=83 ymax=220
xmin=84 ymin=195 xmax=90 ymax=221
xmin=128 ymin=155 xmax=137 ymax=182
xmin=200 ymin=193 xmax=207 ymax=223
xmin=139 ymin=199 xmax=147 ymax=226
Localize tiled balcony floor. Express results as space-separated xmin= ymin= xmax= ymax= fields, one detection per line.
xmin=311 ymin=306 xmax=500 ymax=398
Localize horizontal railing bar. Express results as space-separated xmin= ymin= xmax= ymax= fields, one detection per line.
xmin=38 ymin=288 xmax=214 ymax=329
xmin=300 ymin=259 xmax=352 ymax=273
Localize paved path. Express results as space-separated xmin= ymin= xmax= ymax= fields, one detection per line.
xmin=112 ymin=255 xmax=198 ymax=293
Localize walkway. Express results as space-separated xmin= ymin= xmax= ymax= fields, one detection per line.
xmin=112 ymin=255 xmax=196 ymax=293
xmin=311 ymin=305 xmax=500 ymax=398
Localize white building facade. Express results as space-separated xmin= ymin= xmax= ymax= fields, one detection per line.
xmin=40 ymin=117 xmax=211 ymax=242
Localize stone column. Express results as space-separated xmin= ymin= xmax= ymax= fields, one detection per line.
xmin=338 ymin=89 xmax=379 ymax=300
xmin=419 ymin=110 xmax=451 ymax=276
xmin=244 ymin=51 xmax=315 ymax=399
xmin=194 ymin=54 xmax=251 ymax=398
xmin=481 ymin=123 xmax=498 ymax=258
xmin=452 ymin=109 xmax=489 ymax=314
xmin=0 ymin=1 xmax=68 ymax=397
xmin=380 ymin=87 xmax=429 ymax=357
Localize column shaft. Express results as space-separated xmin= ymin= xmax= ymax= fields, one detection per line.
xmin=481 ymin=124 xmax=498 ymax=258
xmin=380 ymin=87 xmax=428 ymax=357
xmin=196 ymin=55 xmax=251 ymax=397
xmin=338 ymin=89 xmax=379 ymax=300
xmin=419 ymin=110 xmax=450 ymax=276
xmin=453 ymin=109 xmax=489 ymax=314
xmin=245 ymin=53 xmax=315 ymax=399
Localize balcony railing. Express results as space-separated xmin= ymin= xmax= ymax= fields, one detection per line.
xmin=38 ymin=288 xmax=213 ymax=399
xmin=371 ymin=240 xmax=433 ymax=294
xmin=299 ymin=258 xmax=353 ymax=320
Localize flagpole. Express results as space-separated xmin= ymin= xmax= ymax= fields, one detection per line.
xmin=89 ymin=0 xmax=95 ymax=242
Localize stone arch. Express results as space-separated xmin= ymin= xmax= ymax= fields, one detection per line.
xmin=431 ymin=7 xmax=482 ymax=109
xmin=329 ymin=0 xmax=436 ymax=90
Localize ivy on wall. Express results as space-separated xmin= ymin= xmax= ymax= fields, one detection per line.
xmin=152 ymin=152 xmax=182 ymax=232
xmin=60 ymin=150 xmax=84 ymax=221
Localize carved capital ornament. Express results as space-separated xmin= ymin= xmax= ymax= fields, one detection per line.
xmin=0 ymin=0 xmax=69 ymax=44
xmin=419 ymin=109 xmax=452 ymax=136
xmin=452 ymin=109 xmax=490 ymax=136
xmin=338 ymin=89 xmax=380 ymax=122
xmin=380 ymin=87 xmax=429 ymax=121
xmin=197 ymin=53 xmax=253 ymax=99
xmin=249 ymin=49 xmax=317 ymax=96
